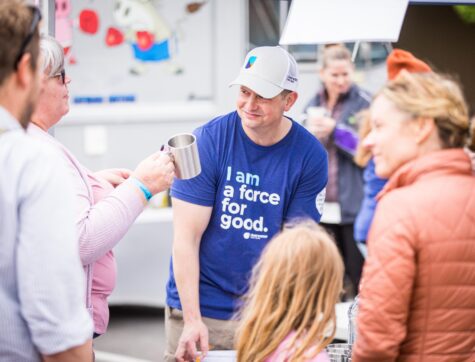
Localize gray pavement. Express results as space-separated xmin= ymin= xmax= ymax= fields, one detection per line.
xmin=94 ymin=306 xmax=166 ymax=362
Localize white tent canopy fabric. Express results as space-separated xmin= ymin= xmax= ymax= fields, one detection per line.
xmin=280 ymin=0 xmax=409 ymax=45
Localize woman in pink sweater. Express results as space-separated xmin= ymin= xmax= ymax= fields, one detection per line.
xmin=29 ymin=35 xmax=175 ymax=337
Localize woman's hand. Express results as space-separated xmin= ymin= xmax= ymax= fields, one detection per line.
xmin=308 ymin=115 xmax=337 ymax=140
xmin=94 ymin=168 xmax=132 ymax=187
xmin=131 ymin=151 xmax=175 ymax=196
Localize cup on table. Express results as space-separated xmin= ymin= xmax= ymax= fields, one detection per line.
xmin=167 ymin=133 xmax=201 ymax=180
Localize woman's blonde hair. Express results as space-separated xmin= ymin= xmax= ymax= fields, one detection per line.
xmin=321 ymin=43 xmax=352 ymax=69
xmin=235 ymin=221 xmax=344 ymax=362
xmin=380 ymin=70 xmax=473 ymax=150
xmin=354 ymin=109 xmax=372 ymax=167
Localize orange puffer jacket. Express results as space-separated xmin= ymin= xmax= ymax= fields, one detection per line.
xmin=352 ymin=149 xmax=475 ymax=362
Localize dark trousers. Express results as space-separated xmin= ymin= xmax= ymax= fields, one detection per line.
xmin=321 ymin=223 xmax=364 ymax=295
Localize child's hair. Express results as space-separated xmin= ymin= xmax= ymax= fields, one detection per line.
xmin=354 ymin=109 xmax=372 ymax=168
xmin=235 ymin=220 xmax=344 ymax=362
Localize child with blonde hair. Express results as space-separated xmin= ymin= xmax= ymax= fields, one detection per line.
xmin=235 ymin=221 xmax=344 ymax=362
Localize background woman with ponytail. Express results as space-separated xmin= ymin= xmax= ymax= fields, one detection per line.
xmin=305 ymin=44 xmax=371 ymax=296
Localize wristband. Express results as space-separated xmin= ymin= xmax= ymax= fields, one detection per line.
xmin=130 ymin=177 xmax=152 ymax=201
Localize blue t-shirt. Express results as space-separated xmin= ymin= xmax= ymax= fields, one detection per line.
xmin=167 ymin=111 xmax=328 ymax=319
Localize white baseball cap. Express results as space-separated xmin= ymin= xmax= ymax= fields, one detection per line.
xmin=229 ymin=46 xmax=299 ymax=99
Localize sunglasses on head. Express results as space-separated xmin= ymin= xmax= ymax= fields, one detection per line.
xmin=50 ymin=69 xmax=66 ymax=85
xmin=14 ymin=6 xmax=42 ymax=70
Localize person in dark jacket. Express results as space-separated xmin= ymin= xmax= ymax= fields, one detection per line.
xmin=305 ymin=44 xmax=370 ymax=294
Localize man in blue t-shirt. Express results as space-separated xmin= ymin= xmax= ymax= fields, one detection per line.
xmin=165 ymin=46 xmax=328 ymax=362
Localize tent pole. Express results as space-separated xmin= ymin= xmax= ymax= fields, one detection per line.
xmin=352 ymin=41 xmax=360 ymax=62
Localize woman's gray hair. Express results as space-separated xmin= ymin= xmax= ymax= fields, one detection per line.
xmin=39 ymin=35 xmax=64 ymax=77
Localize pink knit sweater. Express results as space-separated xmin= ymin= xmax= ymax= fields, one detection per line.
xmin=28 ymin=124 xmax=145 ymax=334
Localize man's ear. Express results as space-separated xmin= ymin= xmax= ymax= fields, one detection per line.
xmin=284 ymin=91 xmax=298 ymax=111
xmin=16 ymin=53 xmax=33 ymax=88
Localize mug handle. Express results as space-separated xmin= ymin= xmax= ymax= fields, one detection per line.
xmin=162 ymin=145 xmax=175 ymax=163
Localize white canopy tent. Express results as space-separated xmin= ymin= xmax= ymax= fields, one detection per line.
xmin=280 ymin=0 xmax=475 ymax=46
xmin=280 ymin=0 xmax=410 ymax=46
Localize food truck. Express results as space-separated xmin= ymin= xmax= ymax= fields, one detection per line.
xmin=37 ymin=0 xmax=475 ymax=308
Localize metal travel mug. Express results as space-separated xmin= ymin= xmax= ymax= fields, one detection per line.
xmin=167 ymin=133 xmax=201 ymax=179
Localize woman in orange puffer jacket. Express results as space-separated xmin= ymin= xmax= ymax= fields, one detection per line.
xmin=352 ymin=71 xmax=475 ymax=362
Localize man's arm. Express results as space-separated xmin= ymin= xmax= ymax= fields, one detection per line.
xmin=172 ymin=197 xmax=213 ymax=362
xmin=17 ymin=145 xmax=93 ymax=358
xmin=43 ymin=340 xmax=93 ymax=362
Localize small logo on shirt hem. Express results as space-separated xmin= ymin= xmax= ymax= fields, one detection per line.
xmin=243 ymin=232 xmax=268 ymax=240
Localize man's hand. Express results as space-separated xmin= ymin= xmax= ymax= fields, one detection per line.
xmin=175 ymin=319 xmax=209 ymax=362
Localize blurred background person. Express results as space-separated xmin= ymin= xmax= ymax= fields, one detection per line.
xmin=236 ymin=221 xmax=343 ymax=362
xmin=0 ymin=2 xmax=92 ymax=361
xmin=304 ymin=44 xmax=371 ymax=296
xmin=28 ymin=35 xmax=175 ymax=338
xmin=353 ymin=71 xmax=475 ymax=361
xmin=353 ymin=49 xmax=432 ymax=256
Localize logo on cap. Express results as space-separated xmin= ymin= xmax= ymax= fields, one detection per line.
xmin=287 ymin=75 xmax=297 ymax=83
xmin=245 ymin=56 xmax=256 ymax=69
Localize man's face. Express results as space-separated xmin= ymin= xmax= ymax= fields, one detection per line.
xmin=236 ymin=86 xmax=295 ymax=134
